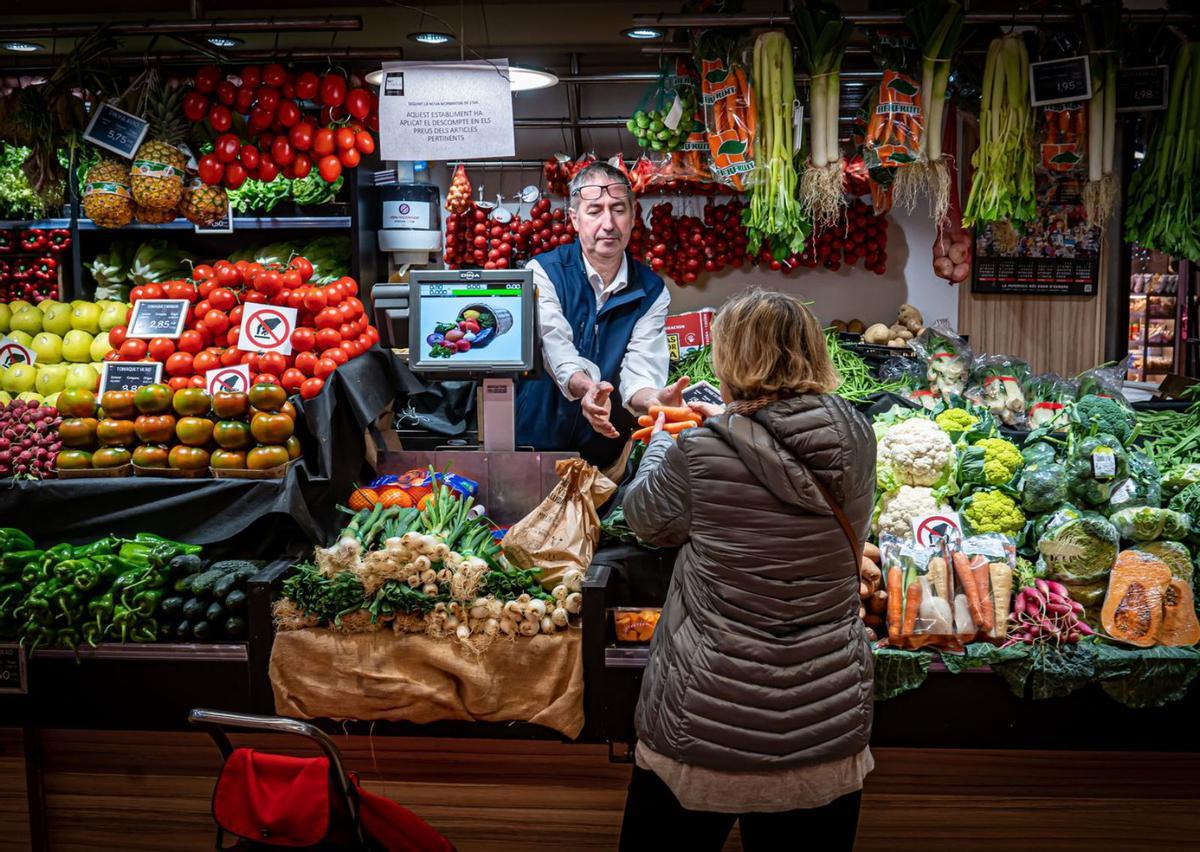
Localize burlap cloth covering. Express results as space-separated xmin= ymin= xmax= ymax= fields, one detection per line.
xmin=269 ymin=628 xmax=585 ymax=738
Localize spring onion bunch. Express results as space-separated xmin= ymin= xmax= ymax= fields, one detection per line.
xmin=897 ymin=0 xmax=964 ymax=220
xmin=962 ymin=34 xmax=1036 ymax=228
xmin=1082 ymin=0 xmax=1119 ymax=229
xmin=743 ymin=31 xmax=811 ymax=258
xmin=792 ymin=0 xmax=854 ymax=228
xmin=1125 ymin=43 xmax=1200 ymax=260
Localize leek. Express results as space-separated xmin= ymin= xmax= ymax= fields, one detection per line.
xmin=1082 ymin=0 xmax=1120 ymax=229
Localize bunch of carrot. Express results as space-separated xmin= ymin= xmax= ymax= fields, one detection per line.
xmin=631 ymin=404 xmax=700 ymax=443
xmin=702 ymin=54 xmax=756 ymax=191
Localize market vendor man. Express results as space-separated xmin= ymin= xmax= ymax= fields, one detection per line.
xmin=515 ymin=162 xmax=686 ymax=470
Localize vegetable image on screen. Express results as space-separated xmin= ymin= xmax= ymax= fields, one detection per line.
xmin=426 ymin=303 xmax=513 ymax=359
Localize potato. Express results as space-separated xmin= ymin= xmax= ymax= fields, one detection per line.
xmin=863 ymin=323 xmax=891 ymax=345
xmin=951 ymin=262 xmax=971 ymax=282
xmin=831 ymin=319 xmax=848 ymax=332
xmin=897 ymin=303 xmax=924 ymax=331
xmin=847 ymin=318 xmax=866 ymax=334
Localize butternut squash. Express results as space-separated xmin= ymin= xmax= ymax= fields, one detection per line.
xmin=1101 ymin=551 xmax=1172 ymax=647
xmin=1157 ymin=579 xmax=1200 ymax=647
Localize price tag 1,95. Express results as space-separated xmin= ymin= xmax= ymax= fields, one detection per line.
xmin=1030 ymin=55 xmax=1093 ymax=107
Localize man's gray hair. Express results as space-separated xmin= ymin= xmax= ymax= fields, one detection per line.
xmin=568 ymin=161 xmax=633 ymax=209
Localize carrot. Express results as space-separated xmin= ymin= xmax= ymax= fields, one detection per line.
xmin=649 ymin=404 xmax=695 ymax=421
xmin=952 ymin=552 xmax=987 ymax=632
xmin=638 ymin=414 xmax=654 ymax=427
xmin=902 ymin=580 xmax=922 ymax=635
xmin=631 ymin=427 xmax=652 ymax=443
xmin=630 ymin=421 xmax=698 ymax=443
xmin=886 ymin=566 xmax=903 ymax=640
xmin=970 ymin=555 xmax=994 ymax=631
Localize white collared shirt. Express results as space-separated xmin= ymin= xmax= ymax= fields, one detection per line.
xmin=527 ymin=253 xmax=671 ymax=412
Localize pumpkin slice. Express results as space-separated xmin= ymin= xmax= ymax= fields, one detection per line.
xmin=1157 ymin=579 xmax=1200 ymax=647
xmin=1101 ymin=551 xmax=1172 ymax=647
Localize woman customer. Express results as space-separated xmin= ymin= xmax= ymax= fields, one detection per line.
xmin=618 ymin=289 xmax=876 ymax=852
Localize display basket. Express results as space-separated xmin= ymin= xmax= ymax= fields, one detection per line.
xmin=55 ymin=463 xmax=132 ymax=479
xmin=211 ymin=458 xmax=298 ymax=480
xmin=133 ymin=463 xmax=208 ymax=479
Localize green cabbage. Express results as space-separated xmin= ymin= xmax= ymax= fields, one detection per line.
xmin=1037 ymin=511 xmax=1119 ymax=583
xmin=1109 ymin=507 xmax=1191 ymax=543
xmin=1107 ymin=451 xmax=1162 ymax=513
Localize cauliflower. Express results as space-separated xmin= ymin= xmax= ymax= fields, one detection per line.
xmin=875 ymin=486 xmax=951 ymax=539
xmin=877 ymin=417 xmax=956 ymax=487
xmin=961 ymin=489 xmax=1026 ymax=536
xmin=934 ymin=407 xmax=978 ymax=435
xmin=959 ymin=437 xmax=1023 ymax=486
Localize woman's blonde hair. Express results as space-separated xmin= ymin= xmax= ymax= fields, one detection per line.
xmin=710 ymin=288 xmax=840 ymax=400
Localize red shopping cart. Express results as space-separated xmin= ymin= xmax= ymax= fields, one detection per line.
xmin=189 ymin=708 xmax=456 ymax=852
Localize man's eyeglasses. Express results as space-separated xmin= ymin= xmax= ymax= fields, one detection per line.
xmin=572 ymin=183 xmax=632 ymax=201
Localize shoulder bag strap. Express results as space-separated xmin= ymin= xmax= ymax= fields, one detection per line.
xmin=807 ymin=475 xmax=863 ymax=570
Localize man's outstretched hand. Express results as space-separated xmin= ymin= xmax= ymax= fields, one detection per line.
xmin=581 ymin=381 xmax=619 ymax=439
xmin=655 ymin=376 xmax=690 ymax=409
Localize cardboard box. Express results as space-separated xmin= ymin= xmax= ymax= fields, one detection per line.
xmin=666 ymin=308 xmax=714 ymax=361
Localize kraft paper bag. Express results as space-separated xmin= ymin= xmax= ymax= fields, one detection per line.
xmin=501 ymin=457 xmax=616 ymax=589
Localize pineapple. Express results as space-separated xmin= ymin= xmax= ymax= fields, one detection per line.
xmin=130 ymin=81 xmax=188 ymax=211
xmin=179 ymin=178 xmax=228 ymax=227
xmin=81 ymin=159 xmax=134 ymax=228
xmin=134 ymin=203 xmax=177 ymax=225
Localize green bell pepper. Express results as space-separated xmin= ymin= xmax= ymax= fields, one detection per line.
xmin=0 ymin=528 xmax=35 ymax=553
xmin=131 ymin=533 xmax=202 ymax=557
xmin=87 ymin=591 xmax=114 ymax=629
xmin=71 ymin=536 xmax=120 ymax=559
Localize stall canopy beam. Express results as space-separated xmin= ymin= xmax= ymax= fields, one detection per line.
xmin=559 ymin=71 xmax=880 ymax=84
xmin=632 ymin=10 xmax=1200 ymax=27
xmin=0 ymin=16 xmax=363 ymax=38
xmin=2 ymin=46 xmax=403 ymax=69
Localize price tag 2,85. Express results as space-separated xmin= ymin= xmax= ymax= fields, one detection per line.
xmin=126 ymin=299 xmax=191 ymax=339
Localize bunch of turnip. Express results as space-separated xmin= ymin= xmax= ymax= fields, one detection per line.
xmin=1004 ymin=579 xmax=1095 ymax=647
xmin=0 ymin=399 xmax=62 ymax=479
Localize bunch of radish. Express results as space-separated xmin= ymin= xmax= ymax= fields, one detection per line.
xmin=1004 ymin=580 xmax=1094 ymax=647
xmin=184 ymin=63 xmax=377 ymax=189
xmin=0 ymin=399 xmax=61 ymax=479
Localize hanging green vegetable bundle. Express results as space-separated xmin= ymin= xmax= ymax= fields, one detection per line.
xmin=1082 ymin=0 xmax=1119 ymax=230
xmin=897 ymin=0 xmax=964 ymax=221
xmin=742 ymin=31 xmax=811 ymax=258
xmin=962 ymin=34 xmax=1036 ymax=228
xmin=1125 ymin=42 xmax=1200 ymax=260
xmin=792 ymin=0 xmax=854 ymax=228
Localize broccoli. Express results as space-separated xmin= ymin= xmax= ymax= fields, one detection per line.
xmin=1072 ymin=395 xmax=1135 ymax=445
xmin=1066 ymin=434 xmax=1128 ymax=506
xmin=961 ymin=489 xmax=1026 ymax=537
xmin=1021 ymin=462 xmax=1068 ymax=514
xmin=959 ymin=437 xmax=1023 ymax=486
xmin=1021 ymin=441 xmax=1059 ymax=469
xmin=1107 ymin=451 xmax=1162 ymax=513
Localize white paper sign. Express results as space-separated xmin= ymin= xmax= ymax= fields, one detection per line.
xmin=206 ymin=363 xmax=252 ymax=395
xmin=0 ymin=338 xmax=35 ymax=369
xmin=238 ymin=303 xmax=297 ymax=355
xmin=912 ymin=512 xmax=963 ymax=548
xmin=378 ymin=60 xmax=516 ymax=161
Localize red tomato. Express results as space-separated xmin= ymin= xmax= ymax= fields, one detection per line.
xmin=315 ymin=328 xmax=342 ymax=351
xmin=165 ymin=281 xmax=196 ymax=302
xmin=292 ymin=153 xmax=312 ymax=179
xmin=223 ymin=162 xmax=248 ymax=190
xmin=243 ymin=290 xmax=268 ymax=305
xmin=253 ymin=374 xmax=279 ymax=386
xmin=275 ymin=99 xmax=300 ymax=128
xmin=193 ymin=300 xmax=213 ymax=322
xmin=216 ymin=80 xmax=237 ymax=107
xmin=165 ymin=352 xmax=195 ymax=377
xmin=215 ymin=263 xmax=242 ymax=288
xmin=204 ymin=310 xmax=230 ymax=335
xmin=319 ymin=74 xmax=347 ymax=106
xmin=287 ymin=290 xmax=305 ymax=310
xmin=338 ymin=323 xmax=355 ymax=340
xmin=357 ymin=333 xmax=373 ymax=351
xmin=318 ymin=155 xmax=342 ymax=183
xmin=176 ymin=330 xmax=204 ymax=354
xmin=192 ymin=264 xmax=214 ymax=281
xmin=338 ymin=146 xmax=361 ymax=168
xmin=208 ymin=288 xmax=237 ymax=312
xmin=118 ymin=338 xmax=148 ymax=360
xmin=270 ymin=288 xmax=291 ymax=307
xmin=323 ymin=282 xmax=344 ymax=305
xmin=214 ymin=133 xmax=240 ymax=163
xmin=325 ymin=347 xmax=348 ymax=366
xmin=295 ymin=71 xmax=319 ymax=101
xmin=240 ymin=65 xmax=262 ymax=89
xmin=256 ymin=157 xmax=280 ymax=183
xmin=302 ymin=288 xmax=327 ymax=313
xmin=312 ymin=127 xmax=336 ymax=156
xmin=294 ymin=351 xmax=318 ymax=376
xmin=336 ymin=302 xmax=356 ymax=323
xmin=220 ymin=346 xmax=241 ymax=367
xmin=255 ymin=86 xmax=280 ymax=112
xmin=193 ymin=351 xmax=220 ymax=373
xmin=239 ymin=145 xmax=260 ymax=170
xmin=366 ymin=326 xmax=380 ymax=345
xmin=207 ymin=105 xmax=232 ymax=133
xmin=289 ymin=121 xmax=314 ymax=152
xmin=345 ymin=88 xmax=371 ymax=120
xmin=142 ymin=284 xmax=164 ymax=300
xmin=255 ymin=271 xmax=282 ymax=297
xmin=235 ymin=86 xmax=256 ymax=114
xmin=198 ymin=154 xmax=224 ymax=185
xmin=241 ymin=352 xmax=260 ymax=370
xmin=263 ymin=63 xmax=287 ymax=88
xmin=249 ymin=106 xmax=275 ymax=131
xmin=183 ymin=91 xmax=209 ymax=122
xmin=148 ymin=338 xmax=176 ymax=362
xmin=168 ymin=376 xmax=192 ymax=392
xmin=300 ymin=377 xmax=325 ymax=400
xmin=271 ymin=136 xmax=294 ymax=166
xmin=315 ymin=307 xmax=342 ymax=330
xmin=229 ymin=305 xmax=244 ymax=325
xmin=195 ymin=65 xmax=220 ymax=93
xmin=257 ymin=351 xmax=287 ymax=377
xmin=314 ymin=357 xmax=338 ymax=379
xmin=343 ymin=340 xmax=361 ymax=359
xmin=280 ymin=368 xmax=306 ymax=392
xmin=109 ymin=325 xmax=128 ymax=348
xmin=337 ymin=276 xmax=358 ymax=296
xmin=335 ymin=127 xmax=356 ymax=150
xmin=190 ymin=375 xmax=206 ymax=388
xmin=291 ymin=327 xmax=316 ymax=352
xmin=355 ymin=131 xmax=376 ymax=155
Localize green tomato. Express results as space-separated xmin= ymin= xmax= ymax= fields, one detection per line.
xmin=650 ymin=119 xmax=665 ymax=132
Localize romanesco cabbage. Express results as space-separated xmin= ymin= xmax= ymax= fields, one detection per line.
xmin=959 ymin=437 xmax=1023 ymax=486
xmin=961 ymin=489 xmax=1026 ymax=536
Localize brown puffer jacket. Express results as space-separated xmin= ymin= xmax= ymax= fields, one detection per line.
xmin=623 ymin=394 xmax=876 ymax=772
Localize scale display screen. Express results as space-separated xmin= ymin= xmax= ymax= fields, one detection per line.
xmin=408 ymin=269 xmax=535 ymax=374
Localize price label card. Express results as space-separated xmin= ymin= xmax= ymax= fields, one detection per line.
xmin=238 ymin=303 xmax=297 ymax=355
xmin=1030 ymin=55 xmax=1092 ymax=106
xmin=83 ymin=102 xmax=150 ymax=160
xmin=0 ymin=644 xmax=27 ymax=694
xmin=1092 ymin=448 xmax=1117 ymax=480
xmin=100 ymin=361 xmax=163 ymax=394
xmin=195 ymin=197 xmax=234 ymax=234
xmin=0 ymin=337 xmax=35 ymax=369
xmin=126 ymin=299 xmax=191 ymax=339
xmin=663 ymin=94 xmax=684 ymax=130
xmin=682 ymin=380 xmax=724 ymax=408
xmin=1117 ymin=65 xmax=1169 ymax=112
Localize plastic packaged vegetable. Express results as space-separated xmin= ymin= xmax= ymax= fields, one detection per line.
xmin=1025 ymin=372 xmax=1076 ymax=431
xmin=699 ymin=34 xmax=757 ymax=191
xmin=880 ymin=535 xmax=961 ymax=651
xmin=968 ymin=354 xmax=1030 ymax=429
xmin=910 ymin=320 xmax=972 ymax=402
xmin=955 ymin=534 xmax=1016 ymax=642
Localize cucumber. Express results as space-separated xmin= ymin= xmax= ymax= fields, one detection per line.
xmin=190 ymin=569 xmax=226 ymax=600
xmin=176 ymin=619 xmax=191 ymax=640
xmin=192 ymin=620 xmax=212 ymax=641
xmin=213 ymin=572 xmax=240 ymax=600
xmin=205 ymin=601 xmax=225 ymax=625
xmin=224 ymin=616 xmax=246 ymax=639
xmin=168 ymin=554 xmax=205 ymax=576
xmin=224 ymin=589 xmax=247 ymax=612
xmin=160 ymin=596 xmax=185 ymax=618
xmin=182 ymin=597 xmax=205 ymax=621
